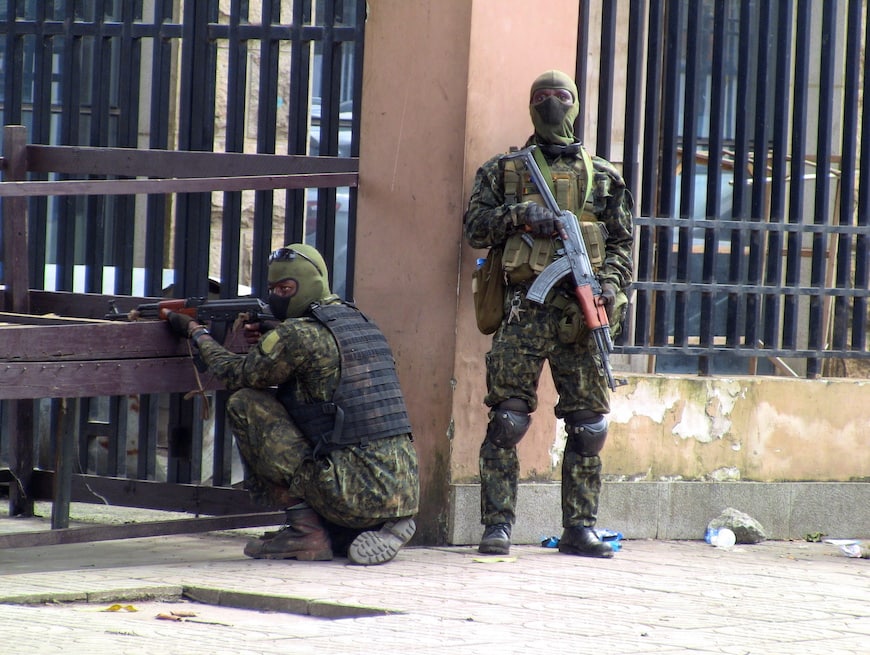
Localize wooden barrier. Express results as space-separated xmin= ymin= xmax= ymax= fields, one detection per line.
xmin=0 ymin=125 xmax=358 ymax=547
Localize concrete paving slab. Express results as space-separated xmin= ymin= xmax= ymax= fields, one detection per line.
xmin=1 ymin=505 xmax=868 ymax=654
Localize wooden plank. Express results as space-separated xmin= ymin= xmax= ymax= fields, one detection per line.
xmin=0 ymin=512 xmax=285 ymax=549
xmin=0 ymin=356 xmax=226 ymax=399
xmin=2 ymin=126 xmax=30 ymax=313
xmin=0 ymin=171 xmax=359 ymax=198
xmin=0 ymin=319 xmax=194 ymax=361
xmin=25 ymin=145 xmax=358 ymax=178
xmin=29 ymin=472 xmax=270 ymax=515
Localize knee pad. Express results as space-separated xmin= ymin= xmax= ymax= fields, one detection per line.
xmin=485 ymin=400 xmax=531 ymax=449
xmin=565 ymin=411 xmax=609 ymax=456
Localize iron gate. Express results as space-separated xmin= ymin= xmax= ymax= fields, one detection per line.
xmin=578 ymin=0 xmax=869 ymax=377
xmin=0 ymin=0 xmax=365 ymax=502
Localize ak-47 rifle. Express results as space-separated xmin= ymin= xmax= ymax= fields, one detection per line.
xmin=106 ymin=296 xmax=274 ymax=344
xmin=501 ymin=145 xmax=620 ymax=390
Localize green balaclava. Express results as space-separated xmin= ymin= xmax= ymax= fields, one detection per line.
xmin=529 ymin=69 xmax=580 ymax=146
xmin=267 ymin=243 xmax=331 ymax=319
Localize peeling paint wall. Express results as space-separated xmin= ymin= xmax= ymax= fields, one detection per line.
xmin=604 ymin=375 xmax=870 ymax=482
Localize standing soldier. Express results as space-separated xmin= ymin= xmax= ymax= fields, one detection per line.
xmin=464 ymin=70 xmax=634 ymax=558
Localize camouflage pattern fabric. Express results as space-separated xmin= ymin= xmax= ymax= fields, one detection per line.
xmin=198 ymin=298 xmax=419 ymax=529
xmin=464 ymin=144 xmax=634 ymax=530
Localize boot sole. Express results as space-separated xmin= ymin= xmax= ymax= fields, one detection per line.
xmin=347 ymin=517 xmax=416 ymax=565
xmin=558 ymin=544 xmax=614 ymax=559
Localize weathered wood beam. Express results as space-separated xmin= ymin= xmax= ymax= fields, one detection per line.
xmin=24 ymin=145 xmax=358 ymax=178
xmin=0 ymin=171 xmax=358 ymax=198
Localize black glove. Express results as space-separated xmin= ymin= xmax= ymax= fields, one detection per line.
xmin=597 ymin=282 xmax=618 ymax=319
xmin=166 ymin=311 xmax=194 ymax=338
xmin=523 ymin=203 xmax=560 ymax=237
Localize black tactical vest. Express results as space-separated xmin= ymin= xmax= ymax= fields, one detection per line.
xmin=278 ymin=302 xmax=412 ymax=457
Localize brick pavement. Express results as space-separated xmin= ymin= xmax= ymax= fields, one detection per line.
xmin=0 ymin=516 xmax=868 ymax=655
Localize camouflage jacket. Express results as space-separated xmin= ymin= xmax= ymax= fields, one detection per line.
xmin=463 ymin=145 xmax=634 ymax=292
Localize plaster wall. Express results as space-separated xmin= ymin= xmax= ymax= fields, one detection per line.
xmin=354 ymin=0 xmax=475 ymax=542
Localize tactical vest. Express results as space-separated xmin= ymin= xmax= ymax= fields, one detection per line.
xmin=501 ymin=147 xmax=607 ymax=285
xmin=277 ymin=302 xmax=412 ymax=457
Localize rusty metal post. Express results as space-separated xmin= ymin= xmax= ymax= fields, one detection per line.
xmin=2 ymin=125 xmax=34 ymax=517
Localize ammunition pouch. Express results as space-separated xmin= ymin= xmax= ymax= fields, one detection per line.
xmin=501 ymin=221 xmax=607 ymax=287
xmin=472 ymin=247 xmax=507 ymax=335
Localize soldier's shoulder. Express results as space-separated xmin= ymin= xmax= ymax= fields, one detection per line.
xmin=590 ymin=155 xmax=626 ymax=187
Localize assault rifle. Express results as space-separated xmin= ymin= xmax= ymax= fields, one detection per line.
xmin=501 ymin=145 xmax=620 ymax=390
xmin=106 ymin=296 xmax=274 ymax=344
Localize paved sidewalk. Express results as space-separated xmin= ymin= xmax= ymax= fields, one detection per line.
xmin=0 ymin=511 xmax=868 ymax=655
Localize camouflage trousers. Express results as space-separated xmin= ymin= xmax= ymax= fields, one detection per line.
xmin=480 ymin=287 xmax=608 ymax=528
xmin=227 ymin=388 xmax=419 ymax=530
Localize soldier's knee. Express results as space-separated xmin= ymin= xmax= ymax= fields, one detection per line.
xmin=565 ymin=410 xmax=608 ymax=456
xmin=485 ymin=399 xmax=532 ymax=449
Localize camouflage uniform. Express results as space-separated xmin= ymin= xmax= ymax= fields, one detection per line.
xmin=197 ymin=296 xmax=419 ymax=530
xmin=464 ymin=145 xmax=633 ymax=531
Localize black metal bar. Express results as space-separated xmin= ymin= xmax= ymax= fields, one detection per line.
xmin=726 ymin=2 xmax=756 ymax=344
xmin=219 ymin=0 xmax=249 ymax=298
xmin=744 ymin=0 xmax=773 ymax=352
xmin=144 ymin=0 xmax=176 ymax=298
xmin=854 ymin=0 xmax=870 ymax=352
xmin=342 ymin=0 xmax=367 ymax=301
xmin=699 ymin=0 xmax=728 ymax=375
xmin=2 ymin=0 xmax=23 ymax=126
xmin=762 ymin=0 xmax=793 ymax=353
xmin=50 ymin=398 xmax=74 ymax=529
xmin=635 ymin=0 xmax=663 ymax=350
xmin=28 ymin=1 xmax=53 ymax=290
xmin=574 ymin=0 xmax=589 ymax=142
xmin=676 ymin=1 xmax=701 ymax=358
xmin=832 ymin=0 xmax=862 ymax=352
xmin=595 ymin=0 xmax=616 ymax=157
xmin=613 ymin=345 xmax=870 ymax=359
xmin=653 ymin=1 xmax=681 ymax=347
xmin=784 ymin=1 xmax=811 ymax=350
xmin=807 ymin=1 xmax=838 ymax=377
xmin=250 ymin=0 xmax=282 ymax=301
xmin=622 ymin=0 xmax=646 ymax=193
xmin=113 ymin=1 xmax=143 ymax=296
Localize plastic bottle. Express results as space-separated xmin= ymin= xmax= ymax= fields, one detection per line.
xmin=705 ymin=527 xmax=736 ymax=548
xmin=714 ymin=528 xmax=736 ymax=548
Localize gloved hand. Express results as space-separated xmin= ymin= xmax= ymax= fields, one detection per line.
xmin=596 ymin=282 xmax=618 ymax=319
xmin=166 ymin=311 xmax=195 ymax=338
xmin=523 ymin=203 xmax=560 ymax=237
xmin=242 ymin=319 xmax=279 ymax=345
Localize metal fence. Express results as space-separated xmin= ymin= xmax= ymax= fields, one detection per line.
xmin=578 ymin=0 xmax=869 ymax=377
xmin=0 ymin=0 xmax=365 ymax=500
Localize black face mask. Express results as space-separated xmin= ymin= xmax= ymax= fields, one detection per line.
xmin=268 ymin=292 xmax=292 ymax=321
xmin=532 ymin=96 xmax=572 ymax=126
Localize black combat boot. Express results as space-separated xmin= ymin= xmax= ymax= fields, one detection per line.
xmin=478 ymin=522 xmax=512 ymax=555
xmin=244 ymin=504 xmax=333 ymax=561
xmin=558 ymin=526 xmax=614 ymax=559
